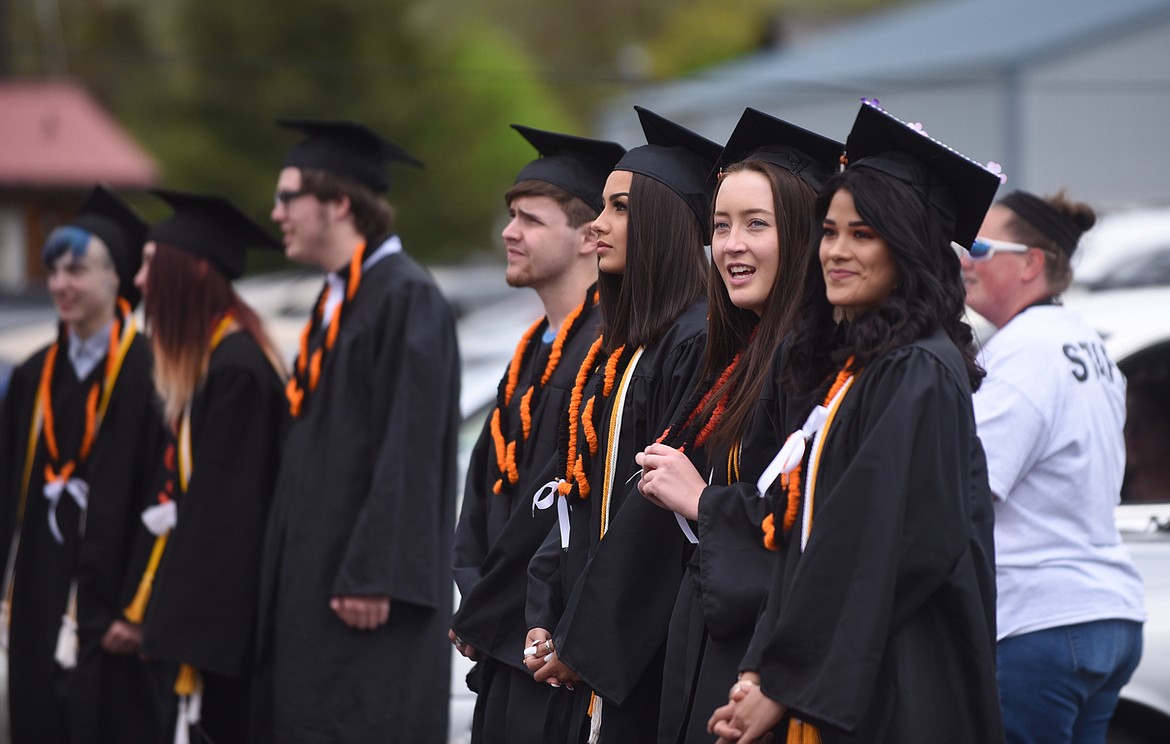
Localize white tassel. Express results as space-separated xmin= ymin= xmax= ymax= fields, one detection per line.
xmin=587 ymin=698 xmax=603 ymax=744
xmin=54 ymin=613 xmax=78 ymax=669
xmin=174 ymin=697 xmax=190 ymax=744
xmin=142 ymin=501 xmax=178 ymax=536
xmin=0 ymin=599 xmax=10 ymax=651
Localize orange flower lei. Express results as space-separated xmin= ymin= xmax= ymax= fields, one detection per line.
xmin=38 ymin=297 xmax=133 ymax=489
xmin=489 ymin=289 xmax=598 ymax=495
xmin=655 ymin=348 xmax=745 ymax=454
xmin=762 ymin=357 xmax=855 ymax=551
xmin=554 ymin=337 xmax=636 ymax=501
xmin=286 ymin=242 xmax=365 ymax=417
xmin=559 ymin=336 xmax=605 ymax=500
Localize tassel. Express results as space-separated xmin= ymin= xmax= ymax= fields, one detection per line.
xmin=0 ymin=599 xmax=10 ymax=651
xmin=173 ymin=664 xmax=203 ymax=744
xmin=787 ymin=718 xmax=822 ymax=743
xmin=174 ymin=663 xmax=200 ymax=695
xmin=124 ymin=533 xmax=168 ymax=623
xmin=54 ymin=613 xmax=78 ymax=669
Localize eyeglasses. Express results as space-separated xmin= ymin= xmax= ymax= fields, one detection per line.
xmin=273 ymin=189 xmax=309 ymax=208
xmin=967 ymin=236 xmax=1031 ymax=261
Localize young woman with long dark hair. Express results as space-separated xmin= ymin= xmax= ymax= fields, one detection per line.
xmin=126 ymin=190 xmax=287 ymax=744
xmin=710 ymin=102 xmax=1005 ymax=744
xmin=634 ymin=108 xmax=842 ymax=744
xmin=523 ymin=107 xmax=717 ymax=743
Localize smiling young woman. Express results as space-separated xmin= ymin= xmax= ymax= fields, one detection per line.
xmin=709 ymin=101 xmax=1005 ymax=744
xmin=634 ymin=107 xmax=842 ymax=744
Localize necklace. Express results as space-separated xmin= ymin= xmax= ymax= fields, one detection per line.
xmin=287 ymin=242 xmax=365 ymax=416
xmin=489 ymin=289 xmax=597 ymax=495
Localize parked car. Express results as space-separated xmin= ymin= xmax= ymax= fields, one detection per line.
xmin=1062 ymin=288 xmax=1170 ymax=743
xmin=1073 ymin=207 xmax=1170 ymax=292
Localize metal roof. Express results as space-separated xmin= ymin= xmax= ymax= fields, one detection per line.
xmin=610 ymin=0 xmax=1170 ymax=121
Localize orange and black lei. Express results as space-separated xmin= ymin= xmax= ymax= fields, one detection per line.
xmin=488 ymin=288 xmax=599 ymax=496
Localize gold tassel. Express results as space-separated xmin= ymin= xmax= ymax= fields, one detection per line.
xmin=787 ymin=718 xmax=821 ymax=744
xmin=174 ymin=663 xmax=200 ymax=696
xmin=123 ymin=533 xmax=168 ymax=623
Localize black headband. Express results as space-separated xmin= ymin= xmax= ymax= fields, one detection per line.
xmin=998 ymin=190 xmax=1082 ymax=256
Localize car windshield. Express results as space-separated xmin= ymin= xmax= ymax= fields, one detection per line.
xmin=1119 ymin=339 xmax=1170 ymax=506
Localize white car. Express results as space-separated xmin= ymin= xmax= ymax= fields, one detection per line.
xmin=1062 ymin=288 xmax=1170 ymax=743
xmin=1073 ymin=207 xmax=1170 ymax=292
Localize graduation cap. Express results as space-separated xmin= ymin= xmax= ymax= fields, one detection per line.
xmin=717 ymin=108 xmax=843 ymax=193
xmin=842 ymin=101 xmax=1002 ymax=250
xmin=147 ymin=189 xmax=283 ymax=280
xmin=615 ymin=106 xmax=723 ymax=233
xmin=58 ymin=186 xmax=149 ymax=306
xmin=512 ymin=125 xmax=627 ymax=213
xmin=277 ymin=118 xmax=423 ymax=194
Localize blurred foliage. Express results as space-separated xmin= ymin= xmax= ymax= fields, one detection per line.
xmin=3 ymin=0 xmax=904 ymax=266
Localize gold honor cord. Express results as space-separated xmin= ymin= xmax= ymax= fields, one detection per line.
xmin=588 ymin=345 xmax=645 ymax=744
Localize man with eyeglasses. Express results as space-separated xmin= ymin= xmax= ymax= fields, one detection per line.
xmin=254 ymin=119 xmax=460 ymax=744
xmin=961 ymin=190 xmax=1145 ymax=744
xmin=0 ymin=187 xmax=167 ymax=744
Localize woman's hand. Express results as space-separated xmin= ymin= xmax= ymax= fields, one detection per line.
xmin=710 ymin=674 xmax=785 ymax=743
xmin=448 ymin=628 xmax=483 ymax=661
xmin=522 ymin=628 xmax=579 ymax=688
xmin=636 ymin=443 xmax=706 ymax=520
xmin=101 ymin=619 xmax=143 ymax=655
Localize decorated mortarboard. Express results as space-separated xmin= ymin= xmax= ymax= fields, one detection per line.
xmin=147 ymin=189 xmax=282 ymax=280
xmin=59 ymin=186 xmax=149 ymax=306
xmin=842 ymin=100 xmax=1003 ymax=250
xmin=716 ymin=108 xmax=843 ymax=193
xmin=277 ymin=118 xmax=424 ymax=194
xmin=512 ymin=125 xmax=627 ymax=213
xmin=615 ymin=106 xmax=723 ymax=233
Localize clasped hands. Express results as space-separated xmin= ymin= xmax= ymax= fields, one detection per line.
xmin=522 ymin=627 xmax=580 ymax=689
xmin=708 ymin=671 xmax=787 ymax=744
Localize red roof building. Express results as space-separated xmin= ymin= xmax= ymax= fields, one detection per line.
xmin=0 ymin=79 xmax=159 ymax=291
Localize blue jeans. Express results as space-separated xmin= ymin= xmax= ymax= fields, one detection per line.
xmin=998 ymin=619 xmax=1143 ymax=744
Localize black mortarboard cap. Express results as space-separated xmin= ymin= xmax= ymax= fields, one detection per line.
xmin=843 ymin=101 xmax=1001 ymax=250
xmin=147 ymin=189 xmax=282 ymax=280
xmin=67 ymin=186 xmax=149 ymax=306
xmin=717 ymin=108 xmax=843 ymax=193
xmin=277 ymin=118 xmax=423 ymax=194
xmin=615 ymin=107 xmax=723 ymax=234
xmin=512 ymin=125 xmax=627 ymax=213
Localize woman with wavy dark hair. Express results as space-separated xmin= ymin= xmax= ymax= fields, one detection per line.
xmin=710 ymin=102 xmax=1005 ymax=744
xmin=126 ymin=190 xmax=287 ymax=744
xmin=634 ymin=108 xmax=842 ymax=744
xmin=523 ymin=107 xmax=716 ymax=743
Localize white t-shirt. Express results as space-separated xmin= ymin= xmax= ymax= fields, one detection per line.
xmin=974 ymin=304 xmax=1145 ymax=640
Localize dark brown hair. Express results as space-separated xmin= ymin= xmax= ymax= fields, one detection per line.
xmin=300 ymin=168 xmax=395 ymax=243
xmin=505 ymin=179 xmax=598 ymax=228
xmin=597 ymin=173 xmax=707 ymax=356
xmin=780 ymin=167 xmax=984 ymax=395
xmin=700 ymin=157 xmax=818 ymax=453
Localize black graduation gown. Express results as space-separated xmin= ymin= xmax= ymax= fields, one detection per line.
xmin=140 ymin=331 xmax=286 ymax=742
xmin=451 ymin=301 xmax=601 ymax=744
xmin=658 ymin=357 xmax=790 ymax=744
xmin=741 ymin=331 xmax=1004 ymax=744
xmin=253 ymin=249 xmax=461 ymax=744
xmin=0 ymin=333 xmax=167 ymax=744
xmin=546 ymin=300 xmax=709 ymax=744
